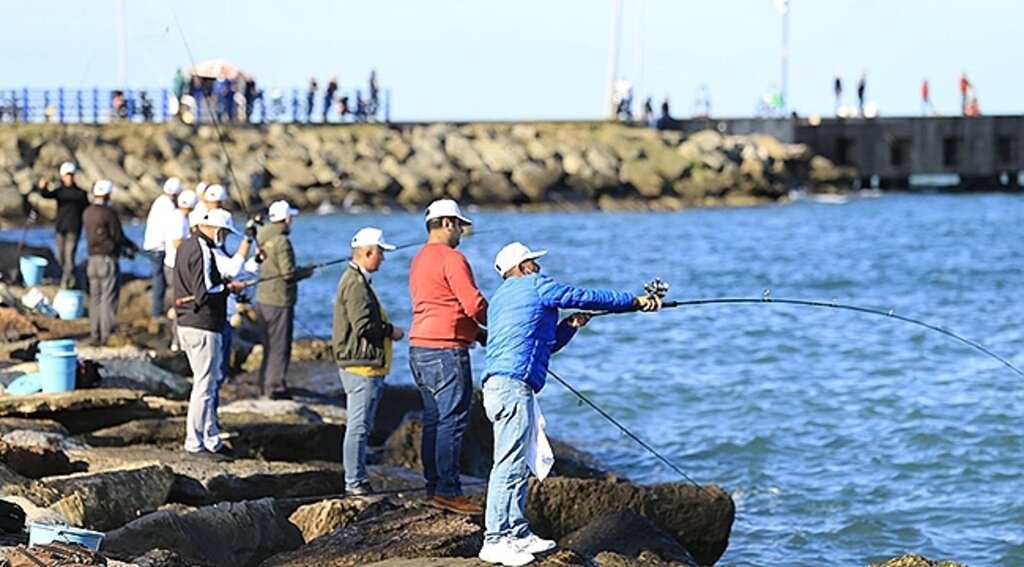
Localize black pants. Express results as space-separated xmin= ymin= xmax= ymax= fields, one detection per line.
xmin=256 ymin=302 xmax=293 ymax=395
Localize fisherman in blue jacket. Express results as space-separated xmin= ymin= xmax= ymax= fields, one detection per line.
xmin=477 ymin=242 xmax=661 ymax=566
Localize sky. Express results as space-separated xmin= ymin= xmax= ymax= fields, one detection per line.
xmin=1 ymin=0 xmax=1021 ymax=122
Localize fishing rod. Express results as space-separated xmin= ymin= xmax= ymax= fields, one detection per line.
xmin=594 ymin=283 xmax=1024 ymax=379
xmin=546 ymin=367 xmax=709 ymax=493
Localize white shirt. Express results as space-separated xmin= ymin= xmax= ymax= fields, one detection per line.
xmin=214 ymin=247 xmax=259 ymax=318
xmin=143 ymin=194 xmax=177 ymax=252
xmin=163 ymin=210 xmax=191 ymax=268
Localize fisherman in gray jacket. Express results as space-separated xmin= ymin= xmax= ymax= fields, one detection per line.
xmin=331 ymin=227 xmax=405 ymax=495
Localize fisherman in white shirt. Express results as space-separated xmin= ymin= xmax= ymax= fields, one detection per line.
xmin=143 ymin=178 xmax=183 ymax=319
xmin=164 ymin=190 xmax=197 ymax=350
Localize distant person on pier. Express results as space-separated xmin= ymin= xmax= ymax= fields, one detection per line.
xmin=244 ymin=75 xmax=260 ymax=123
xmin=35 ymin=162 xmax=88 ymax=288
xmin=964 ymin=85 xmax=981 ymax=117
xmin=959 ymin=72 xmax=970 ymax=115
xmin=920 ymin=79 xmax=933 ymax=116
xmin=642 ymin=97 xmax=655 ymax=127
xmin=337 ymin=95 xmax=350 ymax=122
xmin=856 ymin=73 xmax=867 ymax=117
xmin=323 ymin=75 xmax=338 ymax=122
xmin=368 ymin=69 xmax=380 ymax=118
xmin=172 ymin=68 xmax=187 ymax=112
xmin=657 ymin=96 xmax=672 ymax=129
xmin=82 ymin=180 xmax=139 ymax=346
xmin=833 ymin=72 xmax=843 ymax=115
xmin=306 ymin=76 xmax=318 ymax=123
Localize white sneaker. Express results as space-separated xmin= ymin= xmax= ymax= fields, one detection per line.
xmin=512 ymin=533 xmax=557 ymax=554
xmin=478 ymin=538 xmax=535 ymax=566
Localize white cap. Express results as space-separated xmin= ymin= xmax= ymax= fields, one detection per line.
xmin=195 ymin=182 xmax=209 ymax=196
xmin=268 ymin=200 xmax=298 ymax=222
xmin=351 ymin=227 xmax=396 ymax=251
xmin=494 ymin=242 xmax=547 ymax=276
xmin=163 ymin=177 xmax=184 ymax=195
xmin=198 ymin=208 xmax=239 ymax=234
xmin=92 ymin=179 xmax=114 ymax=196
xmin=424 ymin=199 xmax=472 ymax=225
xmin=59 ymin=162 xmax=76 ymax=176
xmin=177 ymin=189 xmax=198 ymax=209
xmin=204 ymin=184 xmax=228 ymax=202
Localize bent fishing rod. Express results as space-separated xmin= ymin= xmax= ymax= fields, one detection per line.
xmin=594 ymin=282 xmax=1024 ymax=379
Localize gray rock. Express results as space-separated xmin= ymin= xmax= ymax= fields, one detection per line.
xmin=561 ymin=509 xmax=697 ymax=566
xmin=474 ymin=138 xmax=527 ymax=173
xmin=444 ymin=134 xmax=486 ymax=171
xmin=619 ymin=159 xmax=666 ymax=198
xmin=265 ymin=158 xmax=317 ymax=188
xmin=41 ymin=463 xmax=175 ymax=530
xmin=511 ymin=161 xmax=562 ymax=201
xmin=0 ymin=389 xmax=183 ymax=435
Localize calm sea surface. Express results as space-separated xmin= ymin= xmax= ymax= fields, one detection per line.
xmin=18 ymin=193 xmax=1024 ymax=565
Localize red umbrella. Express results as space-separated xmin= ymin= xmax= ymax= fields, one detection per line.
xmin=190 ymin=59 xmax=243 ymax=80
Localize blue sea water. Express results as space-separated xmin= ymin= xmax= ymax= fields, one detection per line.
xmin=16 ymin=192 xmax=1024 ymax=565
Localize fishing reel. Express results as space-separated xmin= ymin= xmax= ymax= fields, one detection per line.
xmin=642 ymin=278 xmax=670 ymax=299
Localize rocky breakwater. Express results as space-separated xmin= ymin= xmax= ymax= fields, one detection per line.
xmin=0 ymin=121 xmax=854 ymax=223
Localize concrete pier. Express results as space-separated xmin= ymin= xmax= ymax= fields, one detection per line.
xmin=668 ymin=116 xmax=1024 ymax=189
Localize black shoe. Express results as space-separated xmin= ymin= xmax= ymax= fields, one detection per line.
xmin=268 ymin=389 xmax=292 ymax=400
xmin=347 ymin=483 xmax=373 ymax=496
xmin=184 ymin=448 xmax=233 ymax=462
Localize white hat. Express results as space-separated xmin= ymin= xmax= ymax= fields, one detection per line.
xmin=195 ymin=182 xmax=209 ymax=196
xmin=92 ymin=179 xmax=114 ymax=196
xmin=177 ymin=189 xmax=198 ymax=209
xmin=163 ymin=177 xmax=184 ymax=195
xmin=59 ymin=162 xmax=76 ymax=176
xmin=204 ymin=184 xmax=228 ymax=202
xmin=198 ymin=208 xmax=239 ymax=234
xmin=268 ymin=200 xmax=298 ymax=222
xmin=494 ymin=242 xmax=547 ymax=276
xmin=424 ymin=199 xmax=472 ymax=225
xmin=351 ymin=227 xmax=396 ymax=251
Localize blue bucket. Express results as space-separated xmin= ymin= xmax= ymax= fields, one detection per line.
xmin=28 ymin=521 xmax=104 ymax=550
xmin=19 ymin=256 xmax=48 ymax=287
xmin=53 ymin=289 xmax=86 ymax=320
xmin=37 ymin=340 xmax=77 ymax=393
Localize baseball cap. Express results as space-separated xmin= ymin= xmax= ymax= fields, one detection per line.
xmin=163 ymin=177 xmax=184 ymax=195
xmin=494 ymin=242 xmax=547 ymax=276
xmin=204 ymin=184 xmax=228 ymax=202
xmin=424 ymin=199 xmax=472 ymax=225
xmin=59 ymin=162 xmax=76 ymax=176
xmin=92 ymin=179 xmax=114 ymax=197
xmin=195 ymin=182 xmax=209 ymax=197
xmin=198 ymin=208 xmax=239 ymax=234
xmin=268 ymin=200 xmax=298 ymax=222
xmin=351 ymin=227 xmax=396 ymax=251
xmin=177 ymin=189 xmax=198 ymax=209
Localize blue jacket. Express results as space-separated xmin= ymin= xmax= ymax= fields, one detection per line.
xmin=483 ymin=273 xmax=635 ymax=392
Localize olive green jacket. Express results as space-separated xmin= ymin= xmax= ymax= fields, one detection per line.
xmin=255 ymin=222 xmax=298 ymax=307
xmin=332 ymin=263 xmax=394 ymax=368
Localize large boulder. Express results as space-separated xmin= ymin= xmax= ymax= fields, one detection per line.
xmin=0 ymin=389 xmax=185 ymax=434
xmin=525 ymin=477 xmax=734 ymax=566
xmin=511 ymin=161 xmax=562 ymax=201
xmin=287 ymin=497 xmax=393 ymax=543
xmin=0 ymin=430 xmax=78 ymax=479
xmin=869 ymin=554 xmax=968 ymax=567
xmin=561 ymin=509 xmax=697 ymax=566
xmin=40 ymin=464 xmax=175 ymax=530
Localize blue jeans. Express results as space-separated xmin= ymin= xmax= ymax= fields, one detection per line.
xmin=340 ymin=370 xmax=385 ymax=490
xmin=409 ymin=346 xmax=472 ymax=497
xmin=149 ymin=250 xmax=166 ymax=318
xmin=483 ymin=376 xmax=534 ymax=544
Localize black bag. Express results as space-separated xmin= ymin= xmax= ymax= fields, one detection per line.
xmin=0 ymin=499 xmax=26 ymax=533
xmin=75 ymin=360 xmax=102 ymax=390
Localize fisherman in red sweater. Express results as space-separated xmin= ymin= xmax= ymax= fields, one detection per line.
xmin=408 ymin=199 xmax=487 ymax=515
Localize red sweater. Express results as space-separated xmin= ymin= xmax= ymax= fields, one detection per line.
xmin=409 ymin=243 xmax=488 ymax=348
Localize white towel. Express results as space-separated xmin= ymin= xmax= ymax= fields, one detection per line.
xmin=526 ymin=395 xmax=555 ymax=480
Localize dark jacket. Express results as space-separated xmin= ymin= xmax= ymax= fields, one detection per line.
xmin=39 ymin=184 xmax=89 ymax=234
xmin=255 ymin=222 xmax=298 ymax=307
xmin=173 ymin=233 xmax=228 ymax=332
xmin=332 ymin=263 xmax=393 ymax=368
xmin=82 ymin=203 xmax=137 ymax=257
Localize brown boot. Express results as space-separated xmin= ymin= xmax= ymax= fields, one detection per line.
xmin=429 ymin=494 xmax=483 ymax=515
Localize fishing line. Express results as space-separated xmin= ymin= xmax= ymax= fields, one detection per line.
xmin=593 ymin=288 xmax=1024 ymax=379
xmin=546 ymin=367 xmax=708 ymax=493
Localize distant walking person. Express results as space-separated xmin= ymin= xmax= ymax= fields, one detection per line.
xmin=172 ymin=68 xmax=187 ymax=112
xmin=332 ymin=227 xmax=404 ymax=495
xmin=856 ymin=73 xmax=866 ymax=116
xmin=255 ymin=200 xmax=312 ymax=399
xmin=143 ymin=177 xmax=184 ymax=319
xmin=35 ymin=162 xmax=89 ymax=288
xmin=833 ymin=73 xmax=843 ymax=115
xmin=920 ymin=79 xmax=933 ymax=116
xmin=306 ymin=76 xmax=318 ymax=123
xmin=368 ymin=70 xmax=380 ymax=118
xmin=173 ymin=209 xmax=245 ymax=460
xmin=408 ymin=199 xmax=487 ymax=515
xmin=82 ymin=180 xmax=139 ymax=346
xmin=323 ymin=75 xmax=338 ymax=122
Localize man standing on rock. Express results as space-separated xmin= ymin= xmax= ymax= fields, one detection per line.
xmin=143 ymin=177 xmax=184 ymax=320
xmin=332 ymin=227 xmax=404 ymax=495
xmin=173 ymin=209 xmax=245 ymax=459
xmin=255 ymin=200 xmax=312 ymax=399
xmin=408 ymin=199 xmax=487 ymax=515
xmin=81 ymin=180 xmax=139 ymax=346
xmin=477 ymin=242 xmax=661 ymax=566
xmin=35 ymin=162 xmax=89 ymax=288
